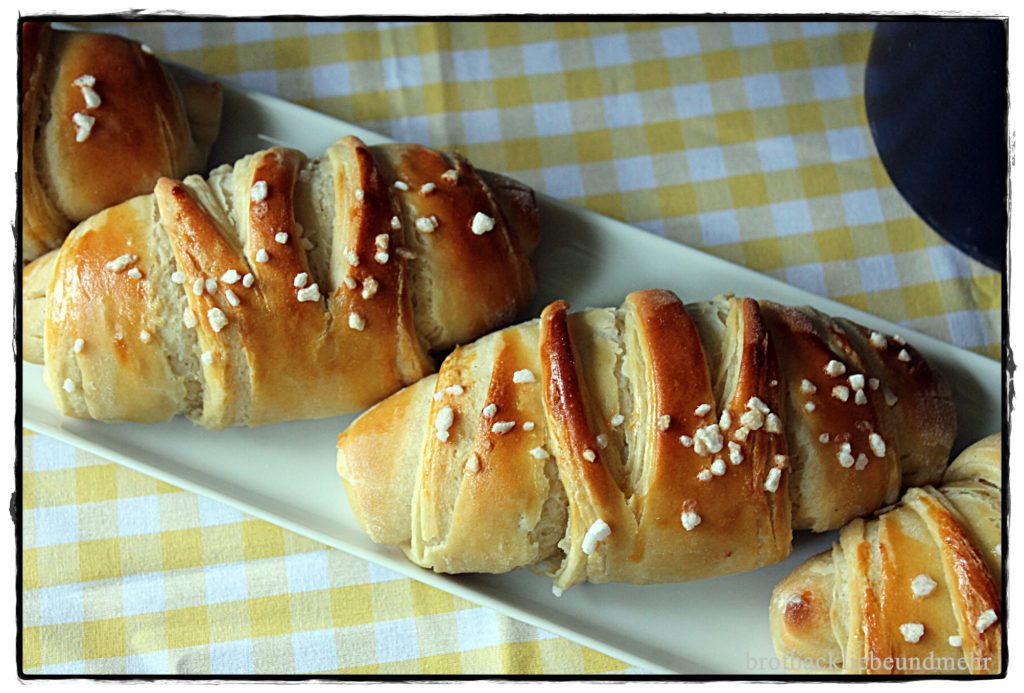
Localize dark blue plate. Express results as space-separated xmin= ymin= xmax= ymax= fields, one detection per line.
xmin=865 ymin=20 xmax=1007 ymax=271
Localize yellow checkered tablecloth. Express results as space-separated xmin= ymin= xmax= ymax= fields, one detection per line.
xmin=22 ymin=19 xmax=1002 ymax=676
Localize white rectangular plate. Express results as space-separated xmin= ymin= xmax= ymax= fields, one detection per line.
xmin=22 ymin=71 xmax=1002 ymax=675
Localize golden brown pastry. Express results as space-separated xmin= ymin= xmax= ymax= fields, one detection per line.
xmin=769 ymin=433 xmax=1001 ymax=674
xmin=336 ymin=290 xmax=956 ymax=592
xmin=23 ymin=136 xmax=540 ymax=428
xmin=21 ymin=21 xmax=223 ymax=261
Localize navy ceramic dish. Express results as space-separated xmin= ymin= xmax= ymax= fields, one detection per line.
xmin=865 ymin=20 xmax=1007 ymax=271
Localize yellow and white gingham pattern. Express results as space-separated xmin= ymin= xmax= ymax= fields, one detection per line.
xmin=22 ymin=20 xmax=1001 ymax=675
xmin=21 ymin=430 xmax=637 ymax=675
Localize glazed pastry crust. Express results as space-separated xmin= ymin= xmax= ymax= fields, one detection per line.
xmin=25 ymin=136 xmax=540 ymax=428
xmin=21 ymin=22 xmax=223 ymax=260
xmin=338 ymin=290 xmax=957 ymax=590
xmin=770 ymin=433 xmax=1001 ymax=674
